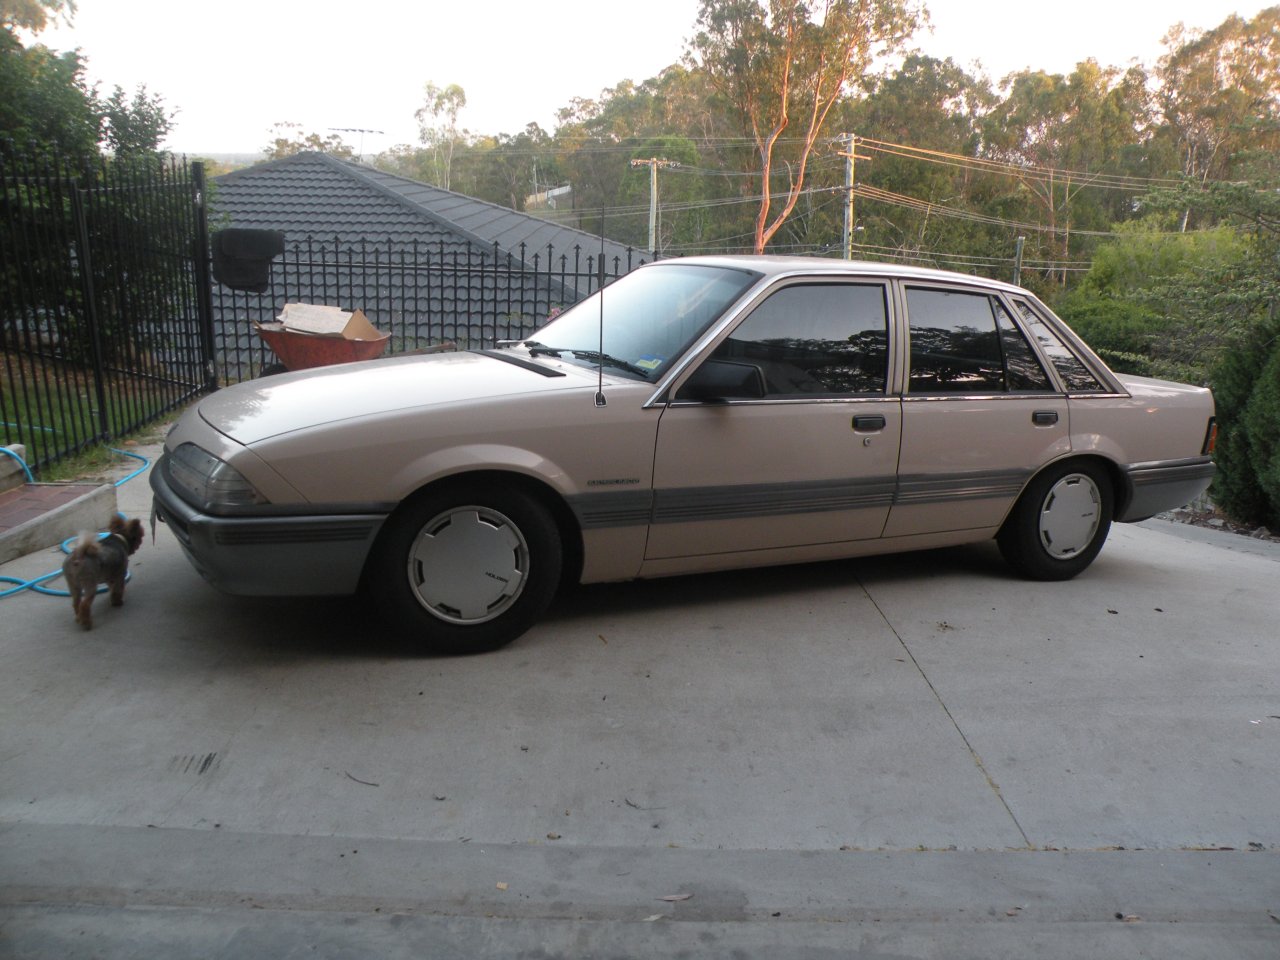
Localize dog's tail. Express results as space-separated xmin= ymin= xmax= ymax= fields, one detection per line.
xmin=72 ymin=531 xmax=100 ymax=558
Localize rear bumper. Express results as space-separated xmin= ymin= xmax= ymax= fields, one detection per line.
xmin=1118 ymin=457 xmax=1216 ymax=523
xmin=150 ymin=453 xmax=387 ymax=596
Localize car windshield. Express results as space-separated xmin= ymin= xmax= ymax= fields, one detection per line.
xmin=523 ymin=263 xmax=761 ymax=381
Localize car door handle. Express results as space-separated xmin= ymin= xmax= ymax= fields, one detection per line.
xmin=852 ymin=414 xmax=887 ymax=432
xmin=1032 ymin=410 xmax=1059 ymax=426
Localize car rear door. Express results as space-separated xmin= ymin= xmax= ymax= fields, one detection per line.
xmin=883 ymin=283 xmax=1070 ymax=538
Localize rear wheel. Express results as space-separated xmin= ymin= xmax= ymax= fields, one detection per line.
xmin=368 ymin=482 xmax=562 ymax=655
xmin=997 ymin=461 xmax=1113 ymax=581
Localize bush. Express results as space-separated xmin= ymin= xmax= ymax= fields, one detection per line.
xmin=1241 ymin=344 xmax=1280 ymax=529
xmin=1054 ymin=293 xmax=1168 ymax=377
xmin=1211 ymin=319 xmax=1280 ymax=529
xmin=1052 ymin=226 xmax=1254 ymax=384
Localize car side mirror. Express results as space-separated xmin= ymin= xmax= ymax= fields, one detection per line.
xmin=677 ymin=359 xmax=767 ymax=402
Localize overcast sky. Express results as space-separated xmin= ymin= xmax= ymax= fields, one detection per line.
xmin=28 ymin=0 xmax=1272 ymax=157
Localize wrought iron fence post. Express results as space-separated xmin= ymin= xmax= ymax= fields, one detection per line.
xmin=192 ymin=162 xmax=218 ymax=391
xmin=70 ymin=185 xmax=111 ymax=441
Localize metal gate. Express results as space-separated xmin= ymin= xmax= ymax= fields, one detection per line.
xmin=0 ymin=151 xmax=215 ymax=473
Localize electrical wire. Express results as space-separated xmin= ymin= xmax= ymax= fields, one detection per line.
xmin=512 ymin=128 xmax=1186 ymax=256
xmin=534 ymin=183 xmax=848 ymax=223
xmin=853 ymin=183 xmax=1160 ymax=239
xmin=853 ymin=136 xmax=1188 ymax=192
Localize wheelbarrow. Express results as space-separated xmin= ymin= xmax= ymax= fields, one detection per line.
xmin=254 ymin=321 xmax=391 ymax=372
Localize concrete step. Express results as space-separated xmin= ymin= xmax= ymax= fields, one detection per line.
xmin=1 ymin=443 xmax=121 ymax=564
xmin=0 ymin=481 xmax=119 ymax=564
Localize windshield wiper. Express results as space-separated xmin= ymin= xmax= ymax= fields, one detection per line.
xmin=526 ymin=345 xmax=650 ymax=377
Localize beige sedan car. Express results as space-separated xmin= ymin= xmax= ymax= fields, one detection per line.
xmin=151 ymin=257 xmax=1216 ymax=654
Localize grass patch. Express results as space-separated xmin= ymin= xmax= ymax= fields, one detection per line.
xmin=3 ymin=350 xmax=196 ymax=478
xmin=35 ymin=427 xmax=172 ymax=483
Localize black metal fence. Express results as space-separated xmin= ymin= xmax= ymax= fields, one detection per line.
xmin=212 ymin=236 xmax=647 ymax=382
xmin=1 ymin=147 xmax=649 ymax=474
xmin=0 ymin=151 xmax=212 ymax=473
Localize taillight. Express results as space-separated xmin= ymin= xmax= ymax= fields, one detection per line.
xmin=1203 ymin=418 xmax=1217 ymax=456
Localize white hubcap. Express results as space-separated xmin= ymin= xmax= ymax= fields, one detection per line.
xmin=1038 ymin=474 xmax=1101 ymax=559
xmin=407 ymin=506 xmax=529 ymax=624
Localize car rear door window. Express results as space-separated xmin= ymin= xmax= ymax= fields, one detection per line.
xmin=712 ymin=283 xmax=888 ymax=396
xmin=906 ymin=287 xmax=1055 ymax=394
xmin=905 ymin=288 xmax=1004 ymax=392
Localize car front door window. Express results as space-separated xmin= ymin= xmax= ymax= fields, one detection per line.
xmin=706 ymin=283 xmax=889 ymax=397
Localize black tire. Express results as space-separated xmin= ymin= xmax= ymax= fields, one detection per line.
xmin=367 ymin=481 xmax=562 ymax=655
xmin=997 ymin=460 xmax=1114 ymax=581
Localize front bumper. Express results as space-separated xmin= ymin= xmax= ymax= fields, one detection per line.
xmin=150 ymin=452 xmax=389 ymax=596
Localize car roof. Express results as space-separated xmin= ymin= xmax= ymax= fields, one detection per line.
xmin=646 ymin=255 xmax=1027 ymax=295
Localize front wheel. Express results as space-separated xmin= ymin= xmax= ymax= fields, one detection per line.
xmin=997 ymin=461 xmax=1113 ymax=581
xmin=367 ymin=482 xmax=562 ymax=655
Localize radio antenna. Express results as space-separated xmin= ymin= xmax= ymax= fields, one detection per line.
xmin=595 ymin=204 xmax=607 ymax=407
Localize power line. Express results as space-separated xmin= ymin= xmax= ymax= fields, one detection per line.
xmin=853 ymin=136 xmax=1187 ymax=192
xmin=533 ymin=184 xmax=848 ymax=222
xmin=853 ymin=183 xmax=1179 ymax=238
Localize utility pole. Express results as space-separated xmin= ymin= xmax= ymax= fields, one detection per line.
xmin=630 ymin=157 xmax=678 ymax=256
xmin=1013 ymin=236 xmax=1026 ymax=286
xmin=839 ymin=135 xmax=869 ymax=260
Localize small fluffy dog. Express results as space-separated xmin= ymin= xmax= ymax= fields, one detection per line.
xmin=62 ymin=515 xmax=144 ymax=630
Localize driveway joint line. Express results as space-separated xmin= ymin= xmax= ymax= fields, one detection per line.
xmin=858 ymin=577 xmax=1034 ymax=850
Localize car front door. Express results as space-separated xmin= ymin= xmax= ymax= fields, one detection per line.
xmin=644 ymin=280 xmax=902 ymax=566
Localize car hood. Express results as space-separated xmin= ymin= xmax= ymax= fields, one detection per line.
xmin=197 ymin=351 xmax=595 ymax=445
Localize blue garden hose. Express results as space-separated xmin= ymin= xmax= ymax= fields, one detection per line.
xmin=0 ymin=446 xmax=35 ymax=483
xmin=0 ymin=447 xmax=149 ymax=599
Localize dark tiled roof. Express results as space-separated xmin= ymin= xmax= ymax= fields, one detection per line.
xmin=207 ymin=153 xmax=645 ymax=377
xmin=211 ymin=152 xmax=639 ymax=269
xmin=211 ymin=153 xmax=457 ymax=248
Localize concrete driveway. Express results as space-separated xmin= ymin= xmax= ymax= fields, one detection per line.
xmin=1 ymin=446 xmax=1277 ymax=958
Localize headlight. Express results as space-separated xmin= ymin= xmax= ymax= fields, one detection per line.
xmin=166 ymin=443 xmax=267 ymax=511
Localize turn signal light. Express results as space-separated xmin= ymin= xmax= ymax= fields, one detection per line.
xmin=1203 ymin=418 xmax=1218 ymax=456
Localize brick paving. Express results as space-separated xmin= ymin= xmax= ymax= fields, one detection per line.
xmin=0 ymin=483 xmax=104 ymax=535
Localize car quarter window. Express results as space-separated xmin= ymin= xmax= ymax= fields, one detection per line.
xmin=993 ymin=300 xmax=1053 ymax=391
xmin=1010 ymin=298 xmax=1108 ymax=393
xmin=709 ymin=282 xmax=889 ymax=396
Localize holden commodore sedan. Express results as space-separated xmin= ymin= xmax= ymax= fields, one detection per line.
xmin=151 ymin=257 xmax=1216 ymax=654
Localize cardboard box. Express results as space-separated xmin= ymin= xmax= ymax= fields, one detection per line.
xmin=276 ymin=303 xmax=382 ymax=340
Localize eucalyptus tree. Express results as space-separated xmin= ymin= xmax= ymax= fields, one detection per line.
xmin=688 ymin=0 xmax=923 ymax=253
xmin=982 ymin=60 xmax=1149 ymax=284
xmin=415 ymin=82 xmax=468 ymax=190
xmin=465 ymin=123 xmax=560 ymax=213
xmin=0 ymin=0 xmax=74 ymax=32
xmin=1154 ymin=7 xmax=1280 ymax=190
xmin=843 ymin=54 xmax=1002 ymax=266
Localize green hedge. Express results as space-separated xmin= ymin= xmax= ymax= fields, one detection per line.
xmin=1212 ymin=319 xmax=1280 ymax=530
